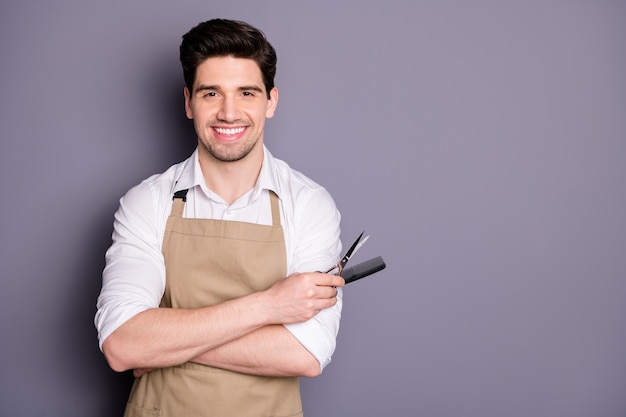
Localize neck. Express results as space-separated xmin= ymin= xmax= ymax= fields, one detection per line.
xmin=198 ymin=145 xmax=264 ymax=206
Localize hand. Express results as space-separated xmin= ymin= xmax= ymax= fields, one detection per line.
xmin=262 ymin=272 xmax=345 ymax=324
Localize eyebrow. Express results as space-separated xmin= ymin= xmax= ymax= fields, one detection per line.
xmin=194 ymin=84 xmax=265 ymax=95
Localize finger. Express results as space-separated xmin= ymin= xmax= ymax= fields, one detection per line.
xmin=314 ymin=272 xmax=345 ymax=287
xmin=334 ymin=276 xmax=346 ymax=287
xmin=320 ymin=296 xmax=338 ymax=310
xmin=322 ymin=285 xmax=339 ymax=299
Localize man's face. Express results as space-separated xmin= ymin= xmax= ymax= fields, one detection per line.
xmin=184 ymin=56 xmax=278 ymax=163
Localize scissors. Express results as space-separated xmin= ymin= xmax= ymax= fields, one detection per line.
xmin=325 ymin=231 xmax=370 ymax=276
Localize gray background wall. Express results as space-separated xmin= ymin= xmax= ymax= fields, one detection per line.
xmin=1 ymin=1 xmax=625 ymax=416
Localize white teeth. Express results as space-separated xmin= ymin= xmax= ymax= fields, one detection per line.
xmin=215 ymin=127 xmax=245 ymax=135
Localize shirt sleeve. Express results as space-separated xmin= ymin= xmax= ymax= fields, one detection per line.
xmin=94 ymin=181 xmax=166 ymax=350
xmin=283 ymin=186 xmax=343 ymax=372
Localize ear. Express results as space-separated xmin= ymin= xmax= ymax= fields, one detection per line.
xmin=265 ymin=87 xmax=279 ymax=119
xmin=184 ymin=87 xmax=193 ymax=119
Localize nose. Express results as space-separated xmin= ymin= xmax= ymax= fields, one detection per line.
xmin=216 ymin=95 xmax=241 ymax=122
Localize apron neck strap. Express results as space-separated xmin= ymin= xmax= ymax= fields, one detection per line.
xmin=171 ymin=189 xmax=188 ymax=218
xmin=269 ymin=191 xmax=280 ymax=227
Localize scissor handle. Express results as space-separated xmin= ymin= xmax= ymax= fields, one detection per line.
xmin=324 ymin=263 xmax=343 ymax=275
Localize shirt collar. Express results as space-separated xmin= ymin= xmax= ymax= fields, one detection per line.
xmin=173 ymin=145 xmax=281 ymax=202
xmin=171 ymin=148 xmax=200 ymax=194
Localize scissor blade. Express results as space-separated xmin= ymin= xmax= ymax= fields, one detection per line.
xmin=351 ymin=235 xmax=370 ymax=258
xmin=340 ymin=231 xmax=365 ymax=268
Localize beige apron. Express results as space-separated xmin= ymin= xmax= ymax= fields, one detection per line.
xmin=124 ymin=189 xmax=302 ymax=417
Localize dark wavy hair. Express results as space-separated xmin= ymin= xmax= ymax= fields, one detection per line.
xmin=180 ymin=19 xmax=277 ymax=98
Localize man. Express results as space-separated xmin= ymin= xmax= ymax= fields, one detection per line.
xmin=95 ymin=19 xmax=345 ymax=417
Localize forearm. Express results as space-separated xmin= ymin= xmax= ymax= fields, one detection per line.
xmin=103 ymin=272 xmax=342 ymax=374
xmin=102 ymin=291 xmax=270 ymax=372
xmin=191 ymin=324 xmax=321 ymax=378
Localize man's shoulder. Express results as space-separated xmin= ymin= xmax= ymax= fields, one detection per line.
xmin=271 ymin=155 xmax=326 ymax=193
xmin=140 ymin=163 xmax=181 ymax=189
xmin=269 ymin=155 xmax=338 ymax=217
xmin=121 ymin=155 xmax=193 ymax=209
xmin=141 ymin=154 xmax=193 ymax=190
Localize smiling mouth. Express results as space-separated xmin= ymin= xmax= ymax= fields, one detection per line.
xmin=214 ymin=127 xmax=246 ymax=135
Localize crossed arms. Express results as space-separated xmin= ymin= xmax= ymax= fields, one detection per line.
xmin=95 ymin=180 xmax=344 ymax=378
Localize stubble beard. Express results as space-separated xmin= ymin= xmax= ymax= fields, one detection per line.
xmin=199 ymin=134 xmax=259 ymax=163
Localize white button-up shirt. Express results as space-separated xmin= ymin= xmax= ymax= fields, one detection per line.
xmin=95 ymin=146 xmax=343 ymax=370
